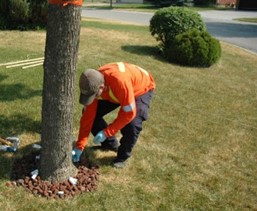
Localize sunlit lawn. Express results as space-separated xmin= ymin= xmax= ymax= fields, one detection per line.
xmin=0 ymin=18 xmax=256 ymax=210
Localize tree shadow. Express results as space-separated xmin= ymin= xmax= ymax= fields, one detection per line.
xmin=0 ymin=145 xmax=112 ymax=181
xmin=0 ymin=83 xmax=42 ymax=102
xmin=0 ymin=73 xmax=8 ymax=82
xmin=0 ymin=114 xmax=41 ymax=137
xmin=0 ymin=143 xmax=39 ymax=180
xmin=0 ymin=73 xmax=42 ymax=180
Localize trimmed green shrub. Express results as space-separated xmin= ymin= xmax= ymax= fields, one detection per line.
xmin=28 ymin=0 xmax=48 ymax=24
xmin=0 ymin=0 xmax=47 ymax=30
xmin=9 ymin=0 xmax=30 ymax=23
xmin=158 ymin=0 xmax=185 ymax=7
xmin=167 ymin=29 xmax=221 ymax=67
xmin=150 ymin=6 xmax=206 ymax=52
xmin=0 ymin=0 xmax=9 ymax=17
xmin=194 ymin=0 xmax=216 ymax=6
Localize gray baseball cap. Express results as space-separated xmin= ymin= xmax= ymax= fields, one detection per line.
xmin=79 ymin=69 xmax=104 ymax=105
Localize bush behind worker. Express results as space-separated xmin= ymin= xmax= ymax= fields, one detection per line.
xmin=72 ymin=62 xmax=156 ymax=168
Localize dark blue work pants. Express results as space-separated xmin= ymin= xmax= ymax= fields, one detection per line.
xmin=91 ymin=90 xmax=153 ymax=162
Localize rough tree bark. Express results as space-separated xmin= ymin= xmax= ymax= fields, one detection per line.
xmin=40 ymin=3 xmax=81 ymax=182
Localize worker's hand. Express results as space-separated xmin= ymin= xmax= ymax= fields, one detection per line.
xmin=72 ymin=148 xmax=82 ymax=163
xmin=93 ymin=130 xmax=106 ymax=144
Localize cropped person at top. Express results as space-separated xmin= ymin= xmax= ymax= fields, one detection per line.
xmin=72 ymin=62 xmax=156 ymax=168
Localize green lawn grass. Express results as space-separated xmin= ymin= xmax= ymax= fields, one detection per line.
xmin=0 ymin=19 xmax=257 ymax=210
xmin=234 ymin=18 xmax=257 ymax=23
xmin=83 ymin=1 xmax=235 ymax=12
xmin=83 ymin=2 xmax=257 ymax=24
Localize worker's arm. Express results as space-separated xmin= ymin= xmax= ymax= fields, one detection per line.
xmin=76 ymin=99 xmax=98 ymax=150
xmin=104 ymin=81 xmax=136 ymax=137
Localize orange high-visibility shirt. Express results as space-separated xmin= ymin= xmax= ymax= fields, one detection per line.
xmin=76 ymin=62 xmax=156 ymax=150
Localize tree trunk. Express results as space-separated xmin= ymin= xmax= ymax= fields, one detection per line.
xmin=40 ymin=3 xmax=81 ymax=182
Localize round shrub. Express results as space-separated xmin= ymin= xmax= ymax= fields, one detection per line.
xmin=167 ymin=29 xmax=221 ymax=67
xmin=150 ymin=6 xmax=206 ymax=52
xmin=29 ymin=0 xmax=48 ymax=24
xmin=194 ymin=0 xmax=216 ymax=6
xmin=9 ymin=0 xmax=30 ymax=23
xmin=0 ymin=0 xmax=47 ymax=30
xmin=0 ymin=0 xmax=9 ymax=17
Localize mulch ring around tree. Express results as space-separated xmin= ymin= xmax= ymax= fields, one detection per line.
xmin=6 ymin=151 xmax=100 ymax=199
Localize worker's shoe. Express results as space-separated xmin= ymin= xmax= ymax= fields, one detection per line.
xmin=113 ymin=161 xmax=125 ymax=168
xmin=112 ymin=158 xmax=126 ymax=168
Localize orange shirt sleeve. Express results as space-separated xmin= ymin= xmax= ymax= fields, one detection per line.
xmin=76 ymin=99 xmax=98 ymax=150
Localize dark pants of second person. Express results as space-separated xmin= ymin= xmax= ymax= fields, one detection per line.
xmin=91 ymin=90 xmax=153 ymax=162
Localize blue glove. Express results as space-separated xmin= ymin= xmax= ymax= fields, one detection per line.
xmin=72 ymin=148 xmax=82 ymax=162
xmin=93 ymin=130 xmax=106 ymax=144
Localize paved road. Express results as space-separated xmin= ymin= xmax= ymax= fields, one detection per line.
xmin=81 ymin=8 xmax=257 ymax=54
xmin=199 ymin=10 xmax=257 ymax=54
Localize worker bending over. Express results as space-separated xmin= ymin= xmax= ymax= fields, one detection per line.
xmin=73 ymin=62 xmax=156 ymax=168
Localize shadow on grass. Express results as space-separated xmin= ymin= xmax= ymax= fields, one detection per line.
xmin=0 ymin=114 xmax=41 ymax=137
xmin=0 ymin=73 xmax=8 ymax=82
xmin=0 ymin=146 xmax=113 ymax=181
xmin=0 ymin=83 xmax=42 ymax=102
xmin=83 ymin=146 xmax=116 ymax=167
xmin=121 ymin=45 xmax=165 ymax=62
xmin=95 ymin=155 xmax=116 ymax=167
xmin=0 ymin=143 xmax=37 ymax=180
xmin=121 ymin=44 xmax=218 ymax=68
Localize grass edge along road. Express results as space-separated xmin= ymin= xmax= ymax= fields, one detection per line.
xmin=0 ymin=19 xmax=257 ymax=210
xmin=83 ymin=3 xmax=257 ymax=24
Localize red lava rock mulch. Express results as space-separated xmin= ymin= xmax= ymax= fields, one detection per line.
xmin=7 ymin=151 xmax=100 ymax=199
